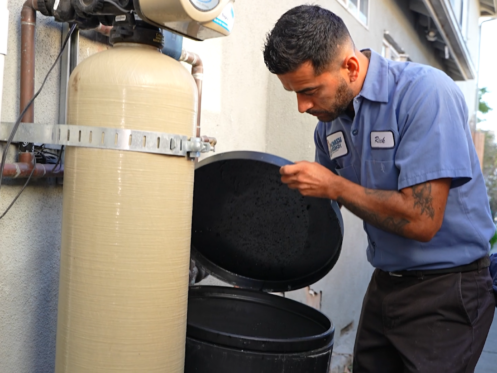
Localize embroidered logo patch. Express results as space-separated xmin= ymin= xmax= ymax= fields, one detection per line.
xmin=370 ymin=131 xmax=395 ymax=149
xmin=327 ymin=131 xmax=348 ymax=160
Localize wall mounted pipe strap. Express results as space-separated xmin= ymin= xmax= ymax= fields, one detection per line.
xmin=0 ymin=122 xmax=215 ymax=158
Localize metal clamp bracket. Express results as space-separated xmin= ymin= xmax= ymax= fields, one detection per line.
xmin=0 ymin=122 xmax=215 ymax=159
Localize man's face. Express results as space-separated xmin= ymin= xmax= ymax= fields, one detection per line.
xmin=277 ymin=61 xmax=355 ymax=122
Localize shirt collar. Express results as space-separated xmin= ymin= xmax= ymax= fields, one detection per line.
xmin=357 ymin=49 xmax=389 ymax=104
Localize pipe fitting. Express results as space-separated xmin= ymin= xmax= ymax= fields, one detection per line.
xmin=2 ymin=152 xmax=64 ymax=179
xmin=180 ymin=50 xmax=204 ymax=138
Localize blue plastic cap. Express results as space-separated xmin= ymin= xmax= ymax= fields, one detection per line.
xmin=162 ymin=30 xmax=183 ymax=60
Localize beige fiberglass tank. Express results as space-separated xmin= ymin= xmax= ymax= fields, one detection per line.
xmin=55 ymin=25 xmax=197 ymax=372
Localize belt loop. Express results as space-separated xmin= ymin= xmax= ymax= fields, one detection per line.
xmin=477 ymin=257 xmax=482 ymax=272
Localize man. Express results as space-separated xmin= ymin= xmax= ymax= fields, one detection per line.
xmin=263 ymin=5 xmax=496 ymax=373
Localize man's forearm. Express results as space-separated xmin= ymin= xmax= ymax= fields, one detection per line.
xmin=337 ymin=189 xmax=411 ymax=238
xmin=334 ymin=178 xmax=443 ymax=242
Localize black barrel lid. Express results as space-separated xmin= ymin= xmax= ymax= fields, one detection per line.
xmin=191 ymin=151 xmax=343 ymax=292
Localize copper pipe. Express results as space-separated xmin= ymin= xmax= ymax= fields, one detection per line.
xmin=179 ymin=50 xmax=203 ymax=138
xmin=2 ymin=152 xmax=64 ymax=178
xmin=20 ymin=0 xmax=37 ymax=123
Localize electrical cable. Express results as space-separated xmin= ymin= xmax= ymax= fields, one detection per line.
xmin=35 ymin=144 xmax=60 ymax=164
xmin=103 ymin=0 xmax=130 ymax=14
xmin=0 ymin=23 xmax=77 ymax=220
xmin=53 ymin=145 xmax=64 ymax=171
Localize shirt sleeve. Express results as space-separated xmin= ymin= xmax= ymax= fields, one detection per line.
xmin=314 ymin=122 xmax=338 ymax=174
xmin=395 ymin=69 xmax=473 ymax=190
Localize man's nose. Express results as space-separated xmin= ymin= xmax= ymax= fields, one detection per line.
xmin=297 ymin=94 xmax=313 ymax=113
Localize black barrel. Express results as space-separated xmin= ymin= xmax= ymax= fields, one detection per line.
xmin=186 ymin=151 xmax=343 ymax=372
xmin=185 ymin=286 xmax=334 ymax=373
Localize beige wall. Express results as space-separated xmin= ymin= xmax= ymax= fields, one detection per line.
xmin=0 ymin=0 xmax=483 ymax=372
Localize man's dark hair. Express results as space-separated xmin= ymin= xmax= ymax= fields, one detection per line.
xmin=263 ymin=5 xmax=352 ymax=75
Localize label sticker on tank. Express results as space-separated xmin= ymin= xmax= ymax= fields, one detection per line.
xmin=212 ymin=3 xmax=235 ymax=32
xmin=190 ymin=0 xmax=220 ymax=11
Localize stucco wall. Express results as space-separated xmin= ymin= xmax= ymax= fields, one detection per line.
xmin=0 ymin=0 xmax=483 ymax=372
xmin=0 ymin=5 xmax=110 ymax=372
xmin=0 ymin=2 xmax=63 ymax=371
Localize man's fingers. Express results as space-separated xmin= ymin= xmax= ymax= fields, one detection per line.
xmin=286 ymin=182 xmax=300 ymax=190
xmin=280 ymin=165 xmax=294 ymax=175
xmin=280 ymin=175 xmax=292 ymax=184
xmin=281 ymin=173 xmax=304 ymax=185
xmin=280 ymin=163 xmax=305 ymax=175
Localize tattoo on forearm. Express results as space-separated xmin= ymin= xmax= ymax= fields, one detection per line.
xmin=337 ymin=196 xmax=410 ymax=236
xmin=411 ymin=183 xmax=435 ymax=220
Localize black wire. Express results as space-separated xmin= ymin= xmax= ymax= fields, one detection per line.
xmin=35 ymin=151 xmax=47 ymax=164
xmin=0 ymin=23 xmax=76 ymax=220
xmin=53 ymin=145 xmax=64 ymax=171
xmin=35 ymin=145 xmax=59 ymax=164
xmin=35 ymin=151 xmax=58 ymax=164
xmin=103 ymin=0 xmax=130 ymax=14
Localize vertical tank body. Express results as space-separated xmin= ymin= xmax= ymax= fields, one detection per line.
xmin=55 ymin=34 xmax=197 ymax=372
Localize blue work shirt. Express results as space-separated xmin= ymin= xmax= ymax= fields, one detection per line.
xmin=315 ymin=50 xmax=495 ymax=271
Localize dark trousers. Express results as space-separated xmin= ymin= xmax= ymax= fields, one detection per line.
xmin=353 ymin=267 xmax=495 ymax=373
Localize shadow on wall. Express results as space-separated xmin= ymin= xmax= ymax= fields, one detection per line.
xmin=30 ymin=183 xmax=63 ymax=373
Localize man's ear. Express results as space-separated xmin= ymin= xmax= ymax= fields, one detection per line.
xmin=344 ymin=55 xmax=360 ymax=83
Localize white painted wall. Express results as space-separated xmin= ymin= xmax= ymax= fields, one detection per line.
xmin=0 ymin=0 xmax=484 ymax=372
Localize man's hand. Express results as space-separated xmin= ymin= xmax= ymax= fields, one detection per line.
xmin=279 ymin=161 xmax=340 ymax=199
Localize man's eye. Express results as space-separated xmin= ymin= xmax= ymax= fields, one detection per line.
xmin=304 ymin=91 xmax=316 ymax=96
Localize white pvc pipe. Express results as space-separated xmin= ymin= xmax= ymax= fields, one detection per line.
xmin=0 ymin=0 xmax=9 ymax=122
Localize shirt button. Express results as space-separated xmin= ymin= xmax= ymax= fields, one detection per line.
xmin=352 ymin=129 xmax=358 ymax=136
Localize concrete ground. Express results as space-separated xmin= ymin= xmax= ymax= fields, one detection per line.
xmin=329 ymin=330 xmax=355 ymax=373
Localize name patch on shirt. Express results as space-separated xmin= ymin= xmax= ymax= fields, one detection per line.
xmin=327 ymin=131 xmax=348 ymax=160
xmin=371 ymin=131 xmax=395 ymax=149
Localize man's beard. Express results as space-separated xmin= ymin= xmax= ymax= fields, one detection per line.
xmin=307 ymin=78 xmax=355 ymax=122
